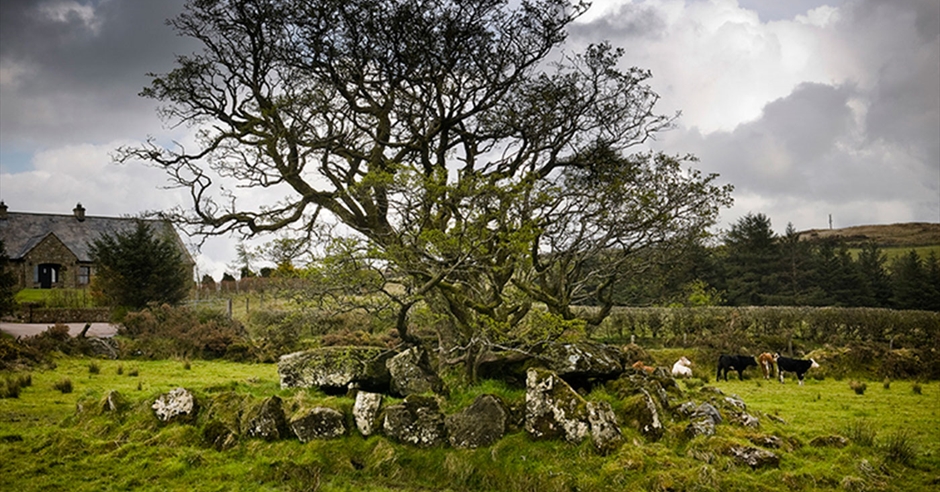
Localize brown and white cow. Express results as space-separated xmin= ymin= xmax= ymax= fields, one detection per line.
xmin=758 ymin=352 xmax=776 ymax=379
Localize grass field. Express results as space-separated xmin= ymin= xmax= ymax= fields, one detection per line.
xmin=2 ymin=354 xmax=938 ymax=491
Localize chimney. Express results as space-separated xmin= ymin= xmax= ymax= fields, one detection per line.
xmin=74 ymin=203 xmax=86 ymax=221
xmin=0 ymin=201 xmax=7 ymax=220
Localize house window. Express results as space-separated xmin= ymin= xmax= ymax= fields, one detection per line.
xmin=79 ymin=266 xmax=91 ymax=285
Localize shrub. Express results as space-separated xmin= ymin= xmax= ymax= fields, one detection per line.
xmin=54 ymin=378 xmax=73 ymax=394
xmin=120 ymin=304 xmax=247 ymax=360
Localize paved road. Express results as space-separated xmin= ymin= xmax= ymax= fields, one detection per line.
xmin=0 ymin=322 xmax=118 ymax=338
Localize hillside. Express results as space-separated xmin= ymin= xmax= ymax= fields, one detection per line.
xmin=798 ymin=222 xmax=940 ymax=248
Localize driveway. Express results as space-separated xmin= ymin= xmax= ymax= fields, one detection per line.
xmin=0 ymin=322 xmax=119 ymax=338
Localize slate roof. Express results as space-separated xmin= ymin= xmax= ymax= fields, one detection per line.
xmin=0 ymin=209 xmax=192 ymax=264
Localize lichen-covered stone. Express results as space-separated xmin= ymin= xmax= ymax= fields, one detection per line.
xmin=621 ymin=388 xmax=663 ymax=441
xmin=353 ymin=391 xmax=383 ymax=437
xmin=587 ymin=400 xmax=622 ymax=454
xmin=386 ymin=347 xmax=444 ymax=396
xmin=810 ymin=435 xmax=849 ymax=448
xmin=200 ymin=391 xmax=248 ymax=450
xmin=728 ymin=445 xmax=780 ymax=469
xmin=685 ymin=417 xmax=715 ymax=438
xmin=382 ymin=395 xmax=446 ymax=447
xmin=535 ymin=341 xmax=623 ymax=381
xmin=445 ymin=394 xmax=507 ymax=449
xmin=152 ymin=387 xmax=197 ymax=423
xmin=524 ymin=368 xmax=590 ymax=443
xmin=277 ymin=347 xmax=394 ymax=393
xmin=244 ymin=396 xmax=290 ymax=441
xmin=291 ymin=407 xmax=346 ymax=442
xmin=692 ymin=402 xmax=723 ymax=425
xmin=102 ymin=390 xmax=128 ymax=413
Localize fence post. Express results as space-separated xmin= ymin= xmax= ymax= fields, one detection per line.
xmin=246 ymin=297 xmax=250 ymax=316
xmin=227 ymin=298 xmax=233 ymax=319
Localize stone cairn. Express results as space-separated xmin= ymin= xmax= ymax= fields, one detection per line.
xmin=135 ymin=342 xmax=780 ymax=465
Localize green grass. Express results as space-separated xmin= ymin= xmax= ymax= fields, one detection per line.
xmin=2 ymin=357 xmax=939 ymax=491
xmin=847 ymin=245 xmax=940 ymax=263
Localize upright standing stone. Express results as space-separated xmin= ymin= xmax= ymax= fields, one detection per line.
xmin=353 ymin=391 xmax=383 ymax=437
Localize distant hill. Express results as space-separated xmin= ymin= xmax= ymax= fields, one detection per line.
xmin=798 ymin=222 xmax=940 ymax=248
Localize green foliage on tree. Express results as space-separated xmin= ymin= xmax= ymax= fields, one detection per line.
xmin=88 ymin=221 xmax=192 ymax=310
xmin=119 ymin=0 xmax=733 ymax=376
xmin=722 ymin=213 xmax=780 ymax=305
xmin=890 ymin=250 xmax=933 ymax=310
xmin=0 ymin=240 xmax=17 ymax=317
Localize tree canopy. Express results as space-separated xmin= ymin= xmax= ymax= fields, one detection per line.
xmin=121 ymin=0 xmax=732 ymax=372
xmin=88 ymin=221 xmax=192 ymax=309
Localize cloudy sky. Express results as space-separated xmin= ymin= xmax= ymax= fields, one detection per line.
xmin=1 ymin=0 xmax=938 ymax=279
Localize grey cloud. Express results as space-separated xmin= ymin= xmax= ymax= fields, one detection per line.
xmin=0 ymin=0 xmax=195 ymax=149
xmin=667 ymin=80 xmax=937 ymax=223
xmin=569 ymin=3 xmax=668 ymax=42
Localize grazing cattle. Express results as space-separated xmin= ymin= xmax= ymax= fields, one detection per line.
xmin=758 ymin=352 xmax=776 ymax=379
xmin=671 ymin=356 xmax=693 ymax=377
xmin=717 ymin=354 xmax=757 ymax=381
xmin=632 ymin=360 xmax=655 ymax=374
xmin=773 ymin=353 xmax=820 ymax=385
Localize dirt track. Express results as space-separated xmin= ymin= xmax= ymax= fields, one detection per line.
xmin=0 ymin=322 xmax=118 ymax=338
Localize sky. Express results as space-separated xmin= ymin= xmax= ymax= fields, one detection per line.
xmin=1 ymin=0 xmax=938 ymax=279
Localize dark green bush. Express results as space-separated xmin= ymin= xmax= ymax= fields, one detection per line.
xmin=120 ymin=304 xmax=247 ymax=360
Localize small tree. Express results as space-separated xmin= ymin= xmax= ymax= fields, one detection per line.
xmin=88 ymin=221 xmax=192 ymax=309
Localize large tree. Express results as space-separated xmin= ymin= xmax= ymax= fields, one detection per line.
xmin=120 ymin=0 xmax=731 ymax=372
xmin=88 ymin=221 xmax=192 ymax=309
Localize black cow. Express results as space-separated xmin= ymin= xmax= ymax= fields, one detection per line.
xmin=716 ymin=354 xmax=757 ymax=381
xmin=773 ymin=353 xmax=820 ymax=385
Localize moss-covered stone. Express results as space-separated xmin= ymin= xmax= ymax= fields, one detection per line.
xmin=277 ymin=346 xmax=395 ymax=393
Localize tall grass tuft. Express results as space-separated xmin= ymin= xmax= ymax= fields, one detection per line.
xmin=844 ymin=420 xmax=877 ymax=447
xmin=0 ymin=374 xmax=30 ymax=398
xmin=912 ymin=382 xmax=922 ymax=395
xmin=116 ymin=364 xmax=124 ymax=375
xmin=882 ymin=377 xmax=890 ymax=390
xmin=88 ymin=361 xmax=100 ymax=374
xmin=882 ymin=430 xmax=917 ymax=465
xmin=849 ymin=380 xmax=867 ymax=395
xmin=54 ymin=378 xmax=73 ymax=394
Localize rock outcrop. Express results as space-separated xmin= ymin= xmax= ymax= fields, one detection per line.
xmin=445 ymin=394 xmax=508 ymax=449
xmin=382 ymin=395 xmax=447 ymax=447
xmin=587 ymin=400 xmax=622 ymax=454
xmin=152 ymin=387 xmax=197 ymax=423
xmin=535 ymin=341 xmax=624 ymax=384
xmin=728 ymin=445 xmax=780 ymax=469
xmin=244 ymin=396 xmax=290 ymax=441
xmin=353 ymin=391 xmax=383 ymax=437
xmin=525 ymin=368 xmax=590 ymax=443
xmin=386 ymin=347 xmax=444 ymax=396
xmin=278 ymin=347 xmax=395 ymax=393
xmin=290 ymin=407 xmax=346 ymax=442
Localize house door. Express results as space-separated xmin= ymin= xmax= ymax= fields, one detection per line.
xmin=38 ymin=264 xmax=59 ymax=289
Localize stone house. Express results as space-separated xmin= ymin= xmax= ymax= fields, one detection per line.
xmin=0 ymin=202 xmax=194 ymax=290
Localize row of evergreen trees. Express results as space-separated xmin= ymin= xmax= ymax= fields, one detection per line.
xmin=614 ymin=214 xmax=940 ymax=311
